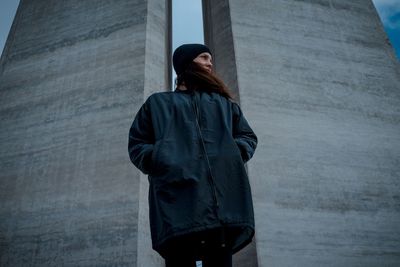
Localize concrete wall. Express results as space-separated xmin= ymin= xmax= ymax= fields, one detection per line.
xmin=0 ymin=0 xmax=167 ymax=266
xmin=204 ymin=0 xmax=400 ymax=266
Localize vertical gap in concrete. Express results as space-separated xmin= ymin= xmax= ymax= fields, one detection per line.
xmin=202 ymin=1 xmax=258 ymax=266
xmin=171 ymin=0 xmax=204 ymax=89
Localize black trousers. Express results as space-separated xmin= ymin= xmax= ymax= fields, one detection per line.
xmin=163 ymin=227 xmax=232 ymax=267
xmin=165 ymin=247 xmax=232 ymax=267
xmin=163 ymin=228 xmax=233 ymax=267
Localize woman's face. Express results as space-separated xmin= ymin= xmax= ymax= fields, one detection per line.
xmin=193 ymin=52 xmax=213 ymax=73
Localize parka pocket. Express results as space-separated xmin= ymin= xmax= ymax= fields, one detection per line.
xmin=151 ymin=140 xmax=164 ymax=173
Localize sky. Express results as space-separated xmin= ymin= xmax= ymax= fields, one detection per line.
xmin=372 ymin=0 xmax=400 ymax=59
xmin=172 ymin=0 xmax=204 ymax=50
xmin=0 ymin=0 xmax=399 ymax=60
xmin=0 ymin=0 xmax=19 ymax=59
xmin=172 ymin=0 xmax=204 ymax=88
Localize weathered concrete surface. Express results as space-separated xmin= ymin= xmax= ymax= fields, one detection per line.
xmin=203 ymin=1 xmax=259 ymax=266
xmin=0 ymin=0 xmax=165 ymax=266
xmin=206 ymin=0 xmax=400 ymax=266
xmin=203 ymin=0 xmax=240 ymax=98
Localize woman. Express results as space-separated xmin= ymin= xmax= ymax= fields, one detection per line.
xmin=128 ymin=44 xmax=257 ymax=267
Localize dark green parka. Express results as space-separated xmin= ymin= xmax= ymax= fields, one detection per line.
xmin=128 ymin=89 xmax=257 ymax=257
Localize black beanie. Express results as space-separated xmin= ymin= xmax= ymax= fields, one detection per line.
xmin=173 ymin=43 xmax=212 ymax=75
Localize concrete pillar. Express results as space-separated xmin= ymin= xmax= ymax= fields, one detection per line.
xmin=203 ymin=1 xmax=258 ymax=266
xmin=0 ymin=0 xmax=167 ymax=266
xmin=204 ymin=0 xmax=400 ymax=266
xmin=138 ymin=0 xmax=170 ymax=265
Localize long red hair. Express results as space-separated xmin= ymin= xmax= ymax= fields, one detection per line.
xmin=176 ymin=62 xmax=235 ymax=100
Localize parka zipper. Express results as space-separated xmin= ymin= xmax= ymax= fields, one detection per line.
xmin=191 ymin=92 xmax=220 ymax=210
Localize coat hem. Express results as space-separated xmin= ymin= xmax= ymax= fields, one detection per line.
xmin=152 ymin=221 xmax=255 ymax=257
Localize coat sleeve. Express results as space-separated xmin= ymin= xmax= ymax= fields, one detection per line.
xmin=232 ymin=102 xmax=258 ymax=163
xmin=128 ymin=100 xmax=155 ymax=175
